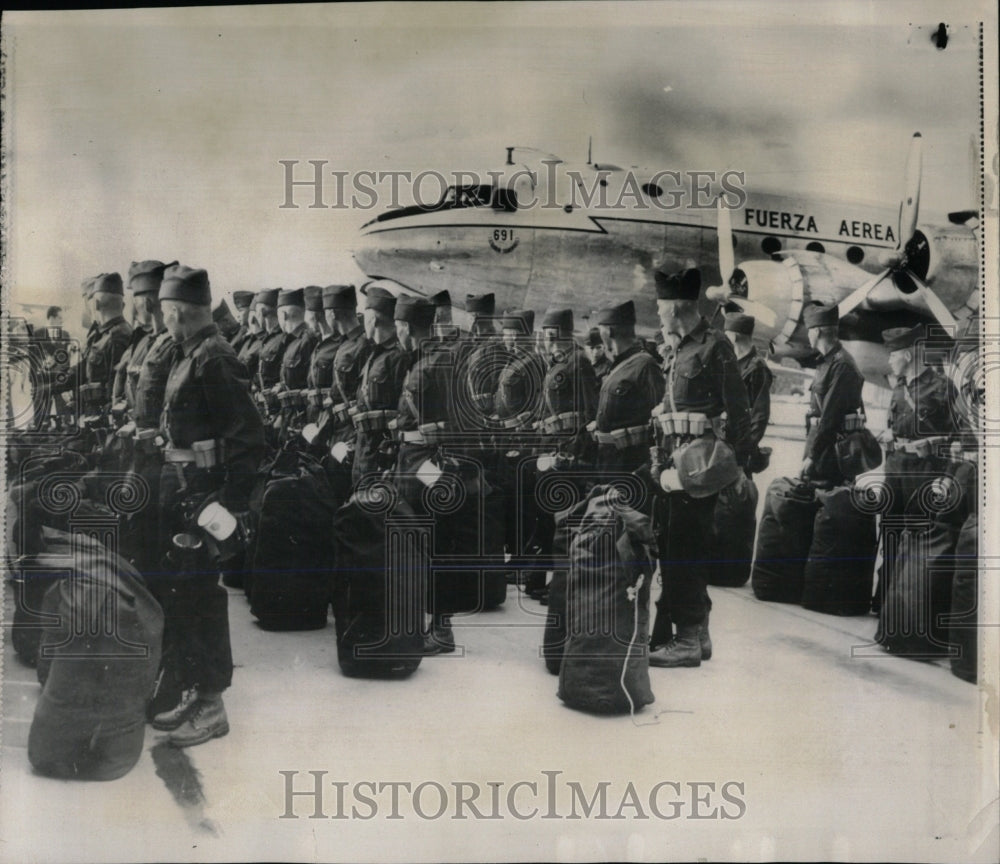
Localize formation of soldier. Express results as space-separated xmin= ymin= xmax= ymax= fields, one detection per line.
xmin=19 ymin=257 xmax=977 ymax=746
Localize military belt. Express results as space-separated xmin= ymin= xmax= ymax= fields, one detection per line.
xmin=499 ymin=410 xmax=535 ymax=430
xmin=399 ymin=430 xmax=427 ymax=444
xmin=592 ymin=423 xmax=651 ymax=449
xmin=330 ymin=402 xmax=353 ymax=427
xmin=353 ymin=409 xmax=398 ymax=433
xmin=889 ymin=435 xmax=947 ymax=456
xmin=163 ymin=448 xmax=197 ymax=464
xmin=542 ymin=411 xmax=587 ymax=435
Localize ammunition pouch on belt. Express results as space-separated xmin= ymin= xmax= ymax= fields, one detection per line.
xmin=305 ymin=388 xmax=325 ymax=410
xmin=543 ymin=411 xmax=587 ymax=435
xmin=593 ymin=423 xmax=651 ymax=450
xmin=134 ymin=427 xmax=163 ymax=455
xmin=79 ymin=382 xmax=107 ymax=415
xmin=278 ymin=389 xmax=307 ymax=414
xmin=261 ymin=387 xmax=281 ymax=415
xmin=498 ymin=410 xmax=534 ymax=431
xmin=417 ymin=421 xmax=448 ymax=444
xmin=330 ymin=401 xmax=353 ymax=427
xmin=887 ymin=435 xmax=946 ymax=458
xmin=353 ymin=409 xmax=398 ymax=434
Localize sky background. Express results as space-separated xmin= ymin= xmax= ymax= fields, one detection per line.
xmin=2 ymin=1 xmax=986 ymax=323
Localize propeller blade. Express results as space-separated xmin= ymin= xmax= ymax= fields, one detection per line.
xmin=725 ymin=295 xmax=777 ymax=329
xmin=899 ymin=132 xmax=922 ymax=245
xmin=717 ymin=196 xmax=734 ymax=285
xmin=837 ymin=268 xmax=891 ymax=318
xmin=912 ymin=274 xmax=958 ymax=330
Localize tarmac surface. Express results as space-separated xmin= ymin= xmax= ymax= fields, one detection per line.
xmin=1 ymin=435 xmax=995 ymax=863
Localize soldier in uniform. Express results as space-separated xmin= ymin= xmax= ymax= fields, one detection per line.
xmin=351 ymin=286 xmax=411 ymax=485
xmin=455 ymin=293 xmax=503 ymax=432
xmin=431 ymin=290 xmax=460 ymax=343
xmin=325 ymin=286 xmax=371 ymax=484
xmin=648 ymin=267 xmax=752 ymax=668
xmin=874 ymin=324 xmax=968 ymax=614
xmin=724 ymin=311 xmax=772 ymax=473
xmin=584 ymin=327 xmax=612 ymax=380
xmin=593 ymin=300 xmax=665 ymax=475
xmin=304 ymin=285 xmax=343 ymax=424
xmin=229 ymin=291 xmax=256 ymax=353
xmin=112 ymin=261 xmax=170 ymax=418
xmin=52 ymin=272 xmax=133 ymax=413
xmin=302 ymin=286 xmax=327 ymax=339
xmin=255 ymin=288 xmax=288 ymax=391
xmin=276 ymin=288 xmax=318 ymax=390
xmin=235 ymin=292 xmax=265 ymax=386
xmin=152 ymin=264 xmax=264 ymax=747
xmin=390 ymin=295 xmax=458 ymax=652
xmin=800 ymin=302 xmax=865 ymax=485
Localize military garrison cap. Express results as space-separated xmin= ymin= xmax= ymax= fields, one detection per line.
xmin=430 ymin=290 xmax=451 ymax=308
xmin=803 ymin=302 xmax=838 ymax=328
xmin=254 ymin=288 xmax=280 ymax=309
xmin=364 ymin=285 xmax=397 ymax=316
xmin=160 ymin=264 xmax=211 ymax=306
xmin=81 ymin=277 xmax=97 ymax=298
xmin=303 ymin=286 xmax=324 ymax=312
xmin=394 ymin=294 xmax=436 ymax=328
xmin=232 ymin=290 xmax=255 ymax=310
xmin=501 ymin=309 xmax=535 ymax=333
xmin=595 ymin=300 xmax=636 ymax=326
xmin=212 ymin=298 xmax=238 ymax=326
xmin=464 ymin=293 xmax=495 ymax=316
xmin=882 ymin=324 xmax=923 ymax=351
xmin=585 ymin=327 xmax=603 ymax=347
xmin=541 ymin=307 xmax=574 ymax=336
xmin=655 ymin=267 xmax=701 ymax=301
xmin=277 ymin=288 xmax=305 ymax=308
xmin=724 ymin=312 xmax=755 ymax=335
xmin=323 ymin=284 xmax=357 ymax=310
xmin=91 ymin=272 xmax=124 ymax=296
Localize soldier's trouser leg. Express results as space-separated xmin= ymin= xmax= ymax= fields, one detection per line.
xmin=654 ymin=491 xmax=716 ymax=631
xmin=176 ymin=573 xmax=234 ymax=693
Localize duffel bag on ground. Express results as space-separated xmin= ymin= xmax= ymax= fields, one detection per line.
xmin=556 ymin=486 xmax=655 ymax=715
xmin=708 ymin=472 xmax=759 ymax=587
xmin=801 ymin=485 xmax=877 ymax=616
xmin=248 ymin=454 xmax=340 ymax=631
xmin=29 ymin=527 xmax=163 ymax=781
xmin=331 ymin=492 xmax=424 ymax=679
xmin=751 ymin=477 xmax=819 ymax=603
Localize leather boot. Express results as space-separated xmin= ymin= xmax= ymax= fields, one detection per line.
xmin=423 ymin=616 xmax=455 ymax=655
xmin=648 ymin=624 xmax=702 ymax=667
xmin=151 ymin=686 xmax=199 ymax=731
xmin=699 ymin=612 xmax=712 ymax=661
xmin=168 ymin=693 xmax=229 ymax=747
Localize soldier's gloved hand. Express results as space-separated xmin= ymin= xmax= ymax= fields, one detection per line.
xmin=658 ymin=467 xmax=681 ymax=493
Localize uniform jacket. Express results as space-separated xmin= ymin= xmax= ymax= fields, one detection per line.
xmin=541 ymin=342 xmax=599 ymax=460
xmin=737 ymin=346 xmax=773 ymax=448
xmin=331 ymin=325 xmax=372 ymax=405
xmin=307 ymin=332 xmax=344 ymax=391
xmin=236 ymin=332 xmax=262 ymax=384
xmin=134 ymin=331 xmax=177 ymax=430
xmin=279 ymin=324 xmax=318 ymax=390
xmin=803 ymin=341 xmax=865 ymax=465
xmin=494 ymin=346 xmax=546 ymax=423
xmin=888 ymin=365 xmax=962 ymax=441
xmin=661 ymin=318 xmax=753 ymax=463
xmin=161 ymin=324 xmax=264 ymax=509
xmin=257 ymin=328 xmax=290 ymax=389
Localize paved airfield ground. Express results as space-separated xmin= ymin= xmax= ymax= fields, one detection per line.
xmin=1 ymin=432 xmax=991 ymax=863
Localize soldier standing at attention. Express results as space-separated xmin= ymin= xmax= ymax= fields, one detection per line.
xmin=152 ymin=264 xmax=264 ymax=747
xmin=430 ymin=290 xmax=460 ymax=343
xmin=255 ymin=288 xmax=288 ymax=391
xmin=236 ymin=293 xmax=264 ymax=386
xmin=593 ymin=299 xmax=665 ymax=475
xmin=584 ymin=327 xmax=613 ymax=381
xmin=648 ymin=267 xmax=752 ymax=668
xmin=724 ymin=312 xmax=772 ymax=473
xmin=229 ymin=291 xmax=256 ymax=353
xmin=276 ymin=288 xmax=317 ymax=391
xmin=325 ymin=285 xmax=371 ymax=472
xmin=113 ymin=262 xmax=170 ymax=416
xmin=800 ymin=302 xmax=865 ymax=485
xmin=304 ymin=285 xmax=343 ymax=423
xmin=352 ymin=286 xmax=411 ymax=485
xmin=211 ymin=299 xmax=242 ymax=343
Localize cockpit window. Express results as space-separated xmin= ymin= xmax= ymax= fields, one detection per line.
xmin=362 ymin=184 xmax=518 ymax=228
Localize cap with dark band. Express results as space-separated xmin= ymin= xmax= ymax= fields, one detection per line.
xmin=882 ymin=324 xmax=923 ymax=351
xmin=723 ymin=312 xmax=755 ymax=335
xmin=501 ymin=309 xmax=535 ymax=333
xmin=277 ymin=288 xmax=305 ymax=309
xmin=303 ymin=286 xmax=324 ymax=312
xmin=655 ymin=267 xmax=701 ymax=301
xmin=128 ymin=260 xmax=172 ymax=297
xmin=254 ymin=288 xmax=280 ymax=309
xmin=541 ymin=307 xmax=574 ymax=337
xmin=91 ymin=272 xmax=124 ymax=297
xmin=802 ymin=302 xmax=838 ymax=328
xmin=465 ymin=293 xmax=496 ymax=316
xmin=595 ymin=300 xmax=636 ymax=327
xmin=323 ymin=284 xmax=357 ymax=310
xmin=160 ymin=264 xmax=211 ymax=306
xmin=232 ymin=290 xmax=255 ymax=310
xmin=394 ymin=294 xmax=436 ymax=328
xmin=430 ymin=290 xmax=451 ymax=308
xmin=585 ymin=327 xmax=603 ymax=347
xmin=365 ymin=285 xmax=396 ymax=316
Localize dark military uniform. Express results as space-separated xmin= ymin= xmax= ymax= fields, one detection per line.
xmin=230 ymin=325 xmax=252 ymax=354
xmin=159 ymin=322 xmax=264 ymax=695
xmin=594 ymin=343 xmax=665 ymax=474
xmin=351 ymin=336 xmax=411 ymax=484
xmin=56 ymin=314 xmax=133 ymax=407
xmin=539 ymin=342 xmax=599 ymax=464
xmin=738 ymin=346 xmax=772 ymax=450
xmin=591 ymin=354 xmax=612 ymax=381
xmin=236 ymin=332 xmax=262 ymax=388
xmin=651 ymin=316 xmax=752 ymax=644
xmin=329 ymin=323 xmax=372 ymax=446
xmin=114 ymin=325 xmax=156 ymax=416
xmin=257 ymin=328 xmax=290 ymax=390
xmin=494 ymin=343 xmax=546 ymax=437
xmin=803 ymin=342 xmax=865 ymax=485
xmin=279 ymin=322 xmax=317 ymax=390
xmin=307 ymin=332 xmax=343 ymax=392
